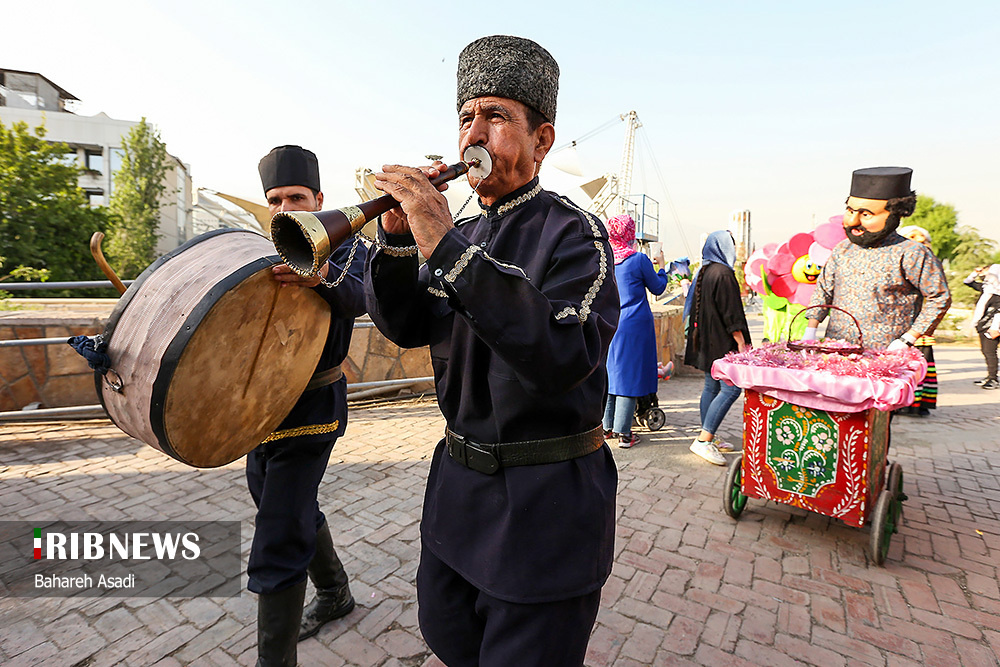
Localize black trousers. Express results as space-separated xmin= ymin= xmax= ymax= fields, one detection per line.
xmin=981 ymin=333 xmax=999 ymax=380
xmin=416 ymin=543 xmax=602 ymax=667
xmin=246 ymin=437 xmax=336 ymax=594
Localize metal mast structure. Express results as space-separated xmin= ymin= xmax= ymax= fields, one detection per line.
xmin=616 ymin=110 xmax=641 ymax=214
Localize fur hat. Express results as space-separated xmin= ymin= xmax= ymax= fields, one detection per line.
xmin=457 ymin=35 xmax=559 ymax=123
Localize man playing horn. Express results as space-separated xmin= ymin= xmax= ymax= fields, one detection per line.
xmin=364 ymin=35 xmax=620 ymax=665
xmin=249 ymin=145 xmax=367 ymax=666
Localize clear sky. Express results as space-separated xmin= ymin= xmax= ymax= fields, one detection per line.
xmin=4 ymin=0 xmax=998 ymax=258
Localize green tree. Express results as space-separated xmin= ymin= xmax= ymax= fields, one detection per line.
xmin=905 ymin=194 xmax=998 ymax=307
xmin=107 ymin=117 xmax=169 ymax=278
xmin=907 ymin=195 xmax=962 ymax=260
xmin=946 ymin=227 xmax=998 ymax=307
xmin=0 ymin=119 xmax=111 ymax=289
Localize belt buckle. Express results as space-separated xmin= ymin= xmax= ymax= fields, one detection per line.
xmin=449 ymin=434 xmax=500 ymax=475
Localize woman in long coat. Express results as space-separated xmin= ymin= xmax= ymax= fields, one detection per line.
xmin=603 ymin=214 xmax=668 ymax=448
xmin=684 ymin=230 xmax=751 ymax=465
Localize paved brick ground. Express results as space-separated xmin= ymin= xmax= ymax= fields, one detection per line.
xmin=1 ymin=343 xmax=998 ymax=666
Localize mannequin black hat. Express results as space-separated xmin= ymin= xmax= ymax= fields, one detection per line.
xmin=258 ymin=145 xmax=320 ymax=194
xmin=849 ymin=167 xmax=913 ymax=200
xmin=457 ymin=35 xmax=559 ymax=123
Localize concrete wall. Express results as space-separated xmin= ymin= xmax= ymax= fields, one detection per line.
xmin=1 ymin=302 xmax=689 ymax=412
xmin=0 ymin=305 xmax=435 ymax=412
xmin=652 ymin=303 xmax=688 ymax=374
xmin=0 ymin=310 xmax=106 ymax=411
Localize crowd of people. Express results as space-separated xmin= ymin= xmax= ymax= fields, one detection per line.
xmin=238 ymin=33 xmax=992 ymax=667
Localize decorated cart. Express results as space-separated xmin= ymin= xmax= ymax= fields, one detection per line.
xmin=712 ymin=310 xmax=927 ymax=565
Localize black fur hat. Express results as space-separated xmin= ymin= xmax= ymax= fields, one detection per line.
xmin=457 ymin=35 xmax=559 ymax=123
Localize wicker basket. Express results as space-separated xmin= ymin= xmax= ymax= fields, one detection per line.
xmin=787 ymin=305 xmax=864 ymax=355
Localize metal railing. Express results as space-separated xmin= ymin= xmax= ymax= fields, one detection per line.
xmin=2 ymin=280 xmax=133 ymax=291
xmin=1 ymin=282 xmax=432 ymax=420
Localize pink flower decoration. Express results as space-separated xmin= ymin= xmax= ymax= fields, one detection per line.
xmin=813 ymin=217 xmax=845 ymax=249
xmin=766 ymin=246 xmax=796 ymax=276
xmin=744 ymin=217 xmax=843 ymax=308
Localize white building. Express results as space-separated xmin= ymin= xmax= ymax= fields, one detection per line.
xmin=0 ymin=68 xmax=194 ymax=256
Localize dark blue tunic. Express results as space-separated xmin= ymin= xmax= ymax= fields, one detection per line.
xmin=365 ymin=178 xmax=620 ymax=603
xmin=246 ymin=240 xmax=367 ymax=595
xmin=272 ymin=240 xmax=368 ymax=442
xmin=607 ymin=252 xmax=667 ymax=397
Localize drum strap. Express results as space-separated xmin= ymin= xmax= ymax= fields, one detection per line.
xmin=444 ymin=425 xmax=605 ymax=475
xmin=305 ymin=365 xmax=343 ymax=391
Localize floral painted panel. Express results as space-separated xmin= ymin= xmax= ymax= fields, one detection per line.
xmin=766 ymin=402 xmax=839 ymax=497
xmin=741 ymin=390 xmax=889 ymax=528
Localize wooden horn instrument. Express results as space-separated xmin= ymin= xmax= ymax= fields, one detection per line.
xmin=270 ymin=145 xmax=492 ymax=276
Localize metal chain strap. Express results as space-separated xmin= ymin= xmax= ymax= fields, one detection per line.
xmin=319 ymin=234 xmax=363 ymax=288
xmin=356 ymin=177 xmax=482 ymax=259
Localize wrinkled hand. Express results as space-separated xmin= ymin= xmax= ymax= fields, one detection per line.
xmin=802 ymin=326 xmax=818 ymax=341
xmin=886 ymin=338 xmax=909 ymax=352
xmin=375 ymin=162 xmax=452 ymax=256
xmin=272 ymin=262 xmax=328 ymax=288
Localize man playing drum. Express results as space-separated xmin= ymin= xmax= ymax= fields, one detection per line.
xmin=364 ymin=35 xmax=620 ymax=666
xmin=249 ymin=145 xmax=367 ymax=666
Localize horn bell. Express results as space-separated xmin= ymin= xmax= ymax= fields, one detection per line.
xmin=270 ymin=210 xmax=331 ymax=277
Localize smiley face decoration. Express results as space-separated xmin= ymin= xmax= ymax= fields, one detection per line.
xmin=745 ymin=217 xmax=845 ymax=341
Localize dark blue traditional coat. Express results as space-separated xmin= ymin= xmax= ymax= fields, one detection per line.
xmin=365 ymin=177 xmax=619 ymax=603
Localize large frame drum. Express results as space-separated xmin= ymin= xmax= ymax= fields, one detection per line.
xmin=98 ymin=229 xmax=330 ymax=468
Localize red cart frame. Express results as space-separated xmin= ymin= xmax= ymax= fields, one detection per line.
xmin=723 ymin=390 xmax=905 ymax=565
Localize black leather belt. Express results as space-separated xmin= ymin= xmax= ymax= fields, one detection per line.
xmin=444 ymin=425 xmax=605 ymax=475
xmin=305 ymin=365 xmax=343 ymax=391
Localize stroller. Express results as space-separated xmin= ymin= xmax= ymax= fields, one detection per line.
xmin=632 ymin=361 xmax=672 ymax=432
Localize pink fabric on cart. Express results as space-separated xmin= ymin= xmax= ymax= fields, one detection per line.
xmin=712 ymin=358 xmax=927 ymax=413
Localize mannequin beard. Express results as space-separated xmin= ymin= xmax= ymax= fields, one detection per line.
xmin=846 ymin=213 xmax=902 ymax=247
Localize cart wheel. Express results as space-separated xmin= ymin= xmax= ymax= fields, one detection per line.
xmin=646 ymin=408 xmax=666 ymax=431
xmin=869 ymin=489 xmax=895 ymax=566
xmin=887 ymin=462 xmax=905 ymax=530
xmin=723 ymin=454 xmax=747 ymax=519
xmin=888 ymin=462 xmax=904 ymax=498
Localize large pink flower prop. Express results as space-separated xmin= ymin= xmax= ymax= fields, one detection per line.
xmin=746 ymin=217 xmax=844 ymax=307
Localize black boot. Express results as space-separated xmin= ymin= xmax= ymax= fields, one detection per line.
xmin=299 ymin=520 xmax=355 ymax=641
xmin=257 ymin=580 xmax=306 ymax=667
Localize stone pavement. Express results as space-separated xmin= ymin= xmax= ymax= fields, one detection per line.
xmin=1 ymin=343 xmax=998 ymax=666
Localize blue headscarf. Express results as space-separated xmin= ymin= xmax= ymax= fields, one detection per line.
xmin=683 ymin=231 xmax=736 ymax=323
xmin=667 ymin=257 xmax=691 ymax=279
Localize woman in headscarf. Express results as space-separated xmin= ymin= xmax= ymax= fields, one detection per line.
xmin=684 ymin=230 xmax=751 ymax=465
xmin=898 ymin=225 xmax=940 ymax=414
xmin=603 ymin=214 xmax=669 ymax=448
xmin=965 ymin=264 xmax=1000 ymax=390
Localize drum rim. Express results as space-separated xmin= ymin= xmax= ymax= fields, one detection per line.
xmin=96 ymin=229 xmax=273 ymax=452
xmin=149 ymin=255 xmax=280 ymax=466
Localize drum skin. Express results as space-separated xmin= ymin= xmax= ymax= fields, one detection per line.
xmin=98 ymin=229 xmax=331 ymax=468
